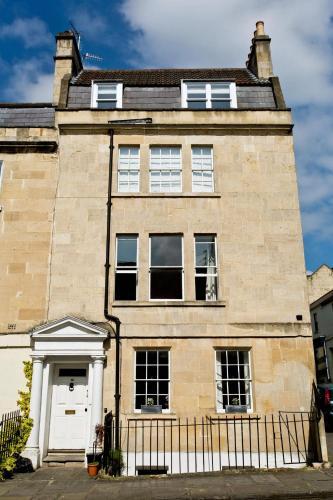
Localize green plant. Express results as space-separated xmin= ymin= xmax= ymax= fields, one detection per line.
xmin=108 ymin=448 xmax=124 ymax=476
xmin=0 ymin=361 xmax=33 ymax=481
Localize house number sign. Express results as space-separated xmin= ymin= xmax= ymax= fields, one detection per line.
xmin=65 ymin=410 xmax=76 ymax=415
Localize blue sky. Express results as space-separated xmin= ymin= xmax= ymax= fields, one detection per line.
xmin=0 ymin=0 xmax=332 ymax=272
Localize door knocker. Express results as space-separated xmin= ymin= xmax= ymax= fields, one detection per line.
xmin=69 ymin=381 xmax=74 ymax=392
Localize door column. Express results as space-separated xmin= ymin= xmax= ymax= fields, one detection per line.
xmin=23 ymin=355 xmax=45 ymax=469
xmin=90 ymin=356 xmax=105 ymax=449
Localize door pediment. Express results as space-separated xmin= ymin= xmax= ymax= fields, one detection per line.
xmin=31 ymin=316 xmax=108 ymax=357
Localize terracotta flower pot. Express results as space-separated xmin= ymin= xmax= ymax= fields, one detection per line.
xmin=87 ymin=462 xmax=99 ymax=477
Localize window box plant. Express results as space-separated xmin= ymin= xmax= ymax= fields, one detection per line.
xmin=141 ymin=398 xmax=162 ymax=414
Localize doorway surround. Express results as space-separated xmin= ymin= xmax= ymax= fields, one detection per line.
xmin=23 ymin=316 xmax=108 ymax=469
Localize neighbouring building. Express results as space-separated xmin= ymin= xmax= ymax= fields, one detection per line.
xmin=0 ymin=22 xmax=321 ymax=471
xmin=308 ymin=265 xmax=333 ymax=383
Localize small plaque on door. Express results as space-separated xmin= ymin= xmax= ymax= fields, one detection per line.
xmin=65 ymin=410 xmax=75 ymax=415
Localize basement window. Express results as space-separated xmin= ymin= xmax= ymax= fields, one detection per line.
xmin=182 ymin=81 xmax=237 ymax=109
xmin=149 ymin=235 xmax=183 ymax=300
xmin=115 ymin=235 xmax=138 ymax=300
xmin=91 ymin=82 xmax=123 ymax=109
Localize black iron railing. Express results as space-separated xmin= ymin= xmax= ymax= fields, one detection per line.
xmin=0 ymin=410 xmax=21 ymax=463
xmin=103 ymin=411 xmax=321 ymax=476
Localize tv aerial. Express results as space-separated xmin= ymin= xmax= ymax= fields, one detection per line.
xmin=69 ymin=20 xmax=103 ymax=64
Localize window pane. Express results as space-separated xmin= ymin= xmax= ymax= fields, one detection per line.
xmin=195 ymin=276 xmax=217 ymax=300
xmin=136 ymin=351 xmax=146 ymax=364
xmin=147 ymin=381 xmax=157 ymax=394
xmin=136 ymin=381 xmax=146 ymax=394
xmin=136 ymin=365 xmax=146 ymax=379
xmin=150 ymin=235 xmax=182 ymax=266
xmin=159 ymin=394 xmax=169 ymax=409
xmin=147 ymin=365 xmax=157 ymax=379
xmin=159 ymin=381 xmax=169 ymax=394
xmin=159 ymin=351 xmax=168 ymax=364
xmin=158 ymin=365 xmax=169 ymax=379
xmin=115 ymin=273 xmax=136 ymax=300
xmin=147 ymin=351 xmax=157 ymax=364
xmin=211 ymin=100 xmax=231 ymax=109
xmin=135 ymin=395 xmax=146 ymax=409
xmin=117 ymin=236 xmax=137 ymax=266
xmin=187 ymin=100 xmax=206 ymax=109
xmin=195 ymin=239 xmax=216 ymax=267
xmin=97 ymin=101 xmax=117 ymax=109
xmin=150 ymin=269 xmax=183 ymax=299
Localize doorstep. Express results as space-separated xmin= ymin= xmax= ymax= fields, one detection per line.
xmin=43 ymin=450 xmax=85 ymax=467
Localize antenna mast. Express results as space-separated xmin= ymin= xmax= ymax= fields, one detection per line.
xmin=68 ymin=20 xmax=103 ymax=65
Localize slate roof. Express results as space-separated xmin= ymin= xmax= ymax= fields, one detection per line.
xmin=73 ymin=68 xmax=270 ymax=86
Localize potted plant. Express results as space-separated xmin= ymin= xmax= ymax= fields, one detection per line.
xmin=225 ymin=397 xmax=247 ymax=414
xmin=87 ymin=424 xmax=104 ymax=477
xmin=141 ymin=397 xmax=162 ymax=414
xmin=108 ymin=448 xmax=124 ymax=476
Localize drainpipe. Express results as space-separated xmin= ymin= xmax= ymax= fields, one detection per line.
xmin=103 ymin=118 xmax=152 ymax=451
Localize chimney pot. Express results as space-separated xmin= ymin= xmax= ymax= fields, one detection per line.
xmin=256 ymin=21 xmax=265 ymax=36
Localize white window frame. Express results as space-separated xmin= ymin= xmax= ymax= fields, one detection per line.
xmin=215 ymin=349 xmax=253 ymax=413
xmin=149 ymin=146 xmax=182 ymax=193
xmin=91 ymin=81 xmax=123 ymax=108
xmin=194 ymin=234 xmax=218 ymax=301
xmin=181 ymin=81 xmax=237 ymax=109
xmin=191 ymin=146 xmax=214 ymax=192
xmin=117 ymin=146 xmax=140 ymax=192
xmin=134 ymin=349 xmax=171 ymax=413
xmin=149 ymin=234 xmax=184 ymax=301
xmin=115 ymin=234 xmax=138 ymax=300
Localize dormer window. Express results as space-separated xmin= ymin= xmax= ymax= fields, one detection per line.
xmin=182 ymin=82 xmax=237 ymax=109
xmin=91 ymin=82 xmax=123 ymax=109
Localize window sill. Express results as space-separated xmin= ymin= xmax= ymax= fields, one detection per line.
xmin=127 ymin=413 xmax=178 ymax=420
xmin=112 ymin=192 xmax=221 ymax=198
xmin=210 ymin=412 xmax=257 ymax=420
xmin=112 ymin=300 xmax=226 ymax=308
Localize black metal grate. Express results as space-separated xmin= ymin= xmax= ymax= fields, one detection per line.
xmin=0 ymin=410 xmax=22 ymax=463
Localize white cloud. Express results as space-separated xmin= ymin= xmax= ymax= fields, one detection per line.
xmin=120 ymin=0 xmax=333 ymax=105
xmin=70 ymin=11 xmax=108 ymax=42
xmin=4 ymin=58 xmax=53 ymax=102
xmin=120 ymin=0 xmax=333 ymax=246
xmin=0 ymin=17 xmax=52 ymax=48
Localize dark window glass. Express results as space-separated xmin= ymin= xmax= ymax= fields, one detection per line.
xmin=211 ymin=100 xmax=231 ymax=109
xmin=115 ymin=273 xmax=136 ymax=300
xmin=136 ymin=365 xmax=146 ymax=379
xmin=159 ymin=351 xmax=168 ymax=363
xmin=147 ymin=351 xmax=157 ymax=364
xmin=150 ymin=269 xmax=182 ymax=299
xmin=150 ymin=236 xmax=182 ymax=266
xmin=97 ymin=101 xmax=117 ymax=109
xmin=159 ymin=395 xmax=169 ymax=409
xmin=136 ymin=381 xmax=146 ymax=394
xmin=187 ymin=100 xmax=206 ymax=109
xmin=117 ymin=237 xmax=137 ymax=267
xmin=195 ymin=276 xmax=207 ymax=300
xmin=228 ymin=351 xmax=238 ymax=364
xmin=158 ymin=365 xmax=168 ymax=379
xmin=136 ymin=351 xmax=146 ymax=364
xmin=135 ymin=395 xmax=146 ymax=408
xmin=147 ymin=365 xmax=157 ymax=379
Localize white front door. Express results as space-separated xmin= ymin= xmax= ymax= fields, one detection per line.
xmin=49 ymin=365 xmax=88 ymax=450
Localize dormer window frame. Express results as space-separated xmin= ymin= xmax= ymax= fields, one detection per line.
xmin=91 ymin=81 xmax=123 ymax=109
xmin=181 ymin=80 xmax=237 ymax=109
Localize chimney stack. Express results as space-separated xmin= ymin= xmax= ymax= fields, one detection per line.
xmin=246 ymin=21 xmax=273 ymax=79
xmin=53 ymin=31 xmax=82 ymax=107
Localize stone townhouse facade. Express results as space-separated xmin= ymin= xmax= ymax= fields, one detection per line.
xmin=0 ymin=22 xmax=316 ymax=469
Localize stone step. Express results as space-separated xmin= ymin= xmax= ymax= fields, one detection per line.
xmin=43 ymin=452 xmax=85 ymax=467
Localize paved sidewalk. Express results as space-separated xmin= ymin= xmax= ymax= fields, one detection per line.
xmin=2 ymin=467 xmax=333 ymax=499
